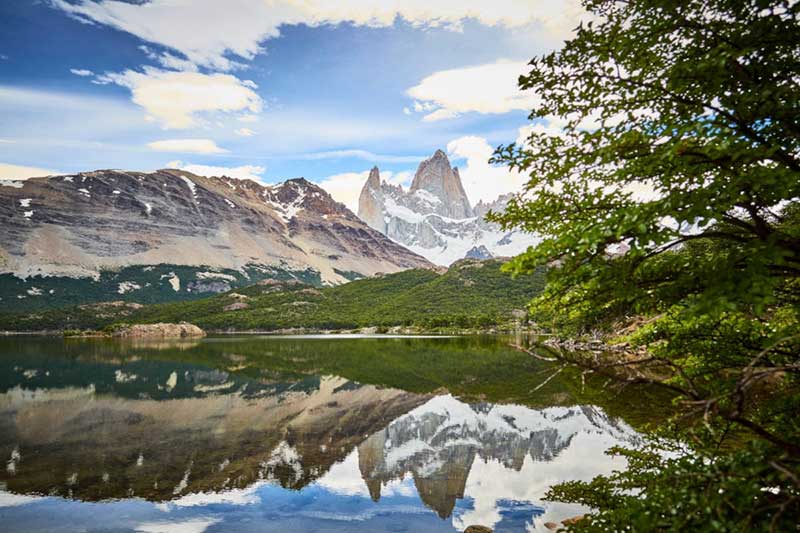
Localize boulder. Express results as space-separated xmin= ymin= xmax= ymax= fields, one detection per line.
xmin=111 ymin=322 xmax=205 ymax=339
xmin=223 ymin=302 xmax=249 ymax=312
xmin=464 ymin=527 xmax=493 ymax=533
xmin=561 ymin=515 xmax=585 ymax=526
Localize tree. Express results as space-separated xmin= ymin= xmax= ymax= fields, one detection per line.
xmin=489 ymin=0 xmax=800 ymax=529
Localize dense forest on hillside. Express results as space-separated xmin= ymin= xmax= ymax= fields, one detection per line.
xmin=0 ymin=259 xmax=545 ymax=332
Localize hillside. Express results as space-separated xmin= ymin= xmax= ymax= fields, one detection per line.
xmin=0 ymin=259 xmax=545 ymax=332
xmin=0 ymin=170 xmax=431 ymax=310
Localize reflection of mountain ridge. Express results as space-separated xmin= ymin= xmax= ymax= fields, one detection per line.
xmin=358 ymin=395 xmax=638 ymax=519
xmin=0 ymin=373 xmax=429 ymax=502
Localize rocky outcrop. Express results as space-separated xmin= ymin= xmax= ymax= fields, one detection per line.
xmin=0 ymin=169 xmax=432 ymax=302
xmin=356 ymin=150 xmax=538 ymax=265
xmin=223 ymin=302 xmax=249 ymax=312
xmin=110 ymin=322 xmax=205 ymax=338
xmin=357 ymin=166 xmax=385 ymax=231
xmin=464 ymin=245 xmax=493 ymax=260
xmin=409 ymin=150 xmax=474 ymax=219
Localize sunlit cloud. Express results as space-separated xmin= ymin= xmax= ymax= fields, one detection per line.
xmin=97 ymin=68 xmax=262 ymax=129
xmin=0 ymin=162 xmax=60 ymax=181
xmin=446 ymin=128 xmax=532 ymax=204
xmin=317 ymin=168 xmax=413 ymax=212
xmin=407 ymin=59 xmax=538 ymax=121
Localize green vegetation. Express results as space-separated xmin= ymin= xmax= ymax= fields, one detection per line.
xmin=0 ymin=263 xmax=322 ymax=312
xmin=490 ymin=0 xmax=800 ymax=529
xmin=0 ymin=259 xmax=546 ymax=332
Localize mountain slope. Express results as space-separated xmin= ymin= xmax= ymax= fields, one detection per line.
xmin=0 ymin=259 xmax=545 ymax=331
xmin=0 ymin=169 xmax=431 ymax=309
xmin=357 ymin=150 xmax=539 ymax=265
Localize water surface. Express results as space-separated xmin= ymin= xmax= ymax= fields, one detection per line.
xmin=0 ymin=335 xmax=662 ymax=532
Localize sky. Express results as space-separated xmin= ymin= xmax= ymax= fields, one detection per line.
xmin=0 ymin=0 xmax=584 ymax=210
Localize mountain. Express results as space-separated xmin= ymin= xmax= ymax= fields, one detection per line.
xmin=357 ymin=150 xmax=539 ymax=265
xmin=0 ymin=258 xmax=545 ymax=332
xmin=357 ymin=395 xmax=638 ymax=521
xmin=0 ymin=169 xmax=431 ymax=310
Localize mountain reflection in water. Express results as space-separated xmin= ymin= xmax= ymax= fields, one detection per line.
xmin=0 ymin=336 xmax=644 ymax=532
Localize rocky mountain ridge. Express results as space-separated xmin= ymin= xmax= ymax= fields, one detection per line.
xmin=357 ymin=150 xmax=539 ymax=265
xmin=357 ymin=394 xmax=638 ymax=519
xmin=0 ymin=169 xmax=431 ymax=308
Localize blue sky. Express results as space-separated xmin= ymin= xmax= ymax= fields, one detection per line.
xmin=0 ymin=0 xmax=584 ymax=208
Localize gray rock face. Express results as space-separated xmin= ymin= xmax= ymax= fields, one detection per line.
xmin=0 ymin=169 xmax=432 ymax=286
xmin=464 ymin=245 xmax=493 ymax=260
xmin=357 ymin=166 xmax=385 ymax=232
xmin=410 ymin=150 xmax=474 ymax=219
xmin=356 ymin=150 xmax=539 ymax=265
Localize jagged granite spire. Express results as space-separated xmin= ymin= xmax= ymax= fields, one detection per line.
xmin=354 ymin=150 xmax=539 ymax=265
xmin=410 ymin=149 xmax=474 ymax=219
xmin=357 ymin=166 xmax=385 ymax=232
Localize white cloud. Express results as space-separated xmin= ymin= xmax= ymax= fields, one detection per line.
xmin=235 ymin=127 xmax=255 ymax=136
xmin=317 ymin=168 xmax=412 ymax=212
xmin=447 ymin=130 xmax=529 ymax=204
xmin=53 ymin=0 xmax=584 ymax=71
xmin=97 ymin=68 xmax=262 ymax=129
xmin=0 ymin=163 xmax=60 ymax=181
xmin=386 ymin=170 xmax=413 ymax=186
xmin=69 ymin=68 xmax=94 ymax=77
xmin=166 ymin=160 xmax=266 ymax=181
xmin=147 ymin=139 xmax=227 ymax=154
xmin=237 ymin=114 xmax=259 ymax=123
xmin=135 ymin=518 xmax=221 ymax=533
xmin=300 ymin=149 xmax=422 ymax=163
xmin=408 ymin=59 xmax=539 ymax=121
xmin=317 ymin=171 xmax=371 ymax=212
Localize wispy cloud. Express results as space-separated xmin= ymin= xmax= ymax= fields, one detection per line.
xmin=51 ymin=0 xmax=584 ymax=71
xmin=299 ymin=149 xmax=424 ymax=163
xmin=147 ymin=139 xmax=227 ymax=154
xmin=69 ymin=68 xmax=94 ymax=77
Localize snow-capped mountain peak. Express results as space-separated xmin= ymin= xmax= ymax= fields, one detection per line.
xmin=357 ymin=150 xmax=539 ymax=265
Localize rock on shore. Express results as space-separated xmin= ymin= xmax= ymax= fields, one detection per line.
xmin=111 ymin=322 xmax=206 ymax=339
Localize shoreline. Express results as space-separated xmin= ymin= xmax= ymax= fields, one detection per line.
xmin=1 ymin=326 xmax=538 ymax=338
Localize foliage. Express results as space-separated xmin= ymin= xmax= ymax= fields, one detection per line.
xmin=548 ymin=440 xmax=800 ymax=531
xmin=487 ymin=0 xmax=800 ymax=528
xmin=0 ymin=259 xmax=546 ymax=332
xmin=0 ymin=263 xmax=321 ymax=312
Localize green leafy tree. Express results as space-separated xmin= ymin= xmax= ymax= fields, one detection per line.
xmin=489 ymin=0 xmax=800 ymax=529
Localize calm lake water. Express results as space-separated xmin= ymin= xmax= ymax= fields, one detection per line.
xmin=0 ymin=335 xmax=664 ymax=532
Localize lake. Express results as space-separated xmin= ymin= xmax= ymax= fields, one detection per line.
xmin=0 ymin=335 xmax=666 ymax=532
